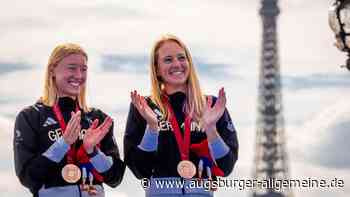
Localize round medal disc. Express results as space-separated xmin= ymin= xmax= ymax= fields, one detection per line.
xmin=177 ymin=160 xmax=196 ymax=179
xmin=62 ymin=164 xmax=81 ymax=183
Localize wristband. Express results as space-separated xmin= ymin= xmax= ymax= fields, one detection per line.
xmin=87 ymin=147 xmax=98 ymax=158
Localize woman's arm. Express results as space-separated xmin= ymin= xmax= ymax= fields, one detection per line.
xmin=210 ymin=108 xmax=239 ymax=176
xmin=14 ymin=108 xmax=62 ymax=193
xmin=86 ymin=109 xmax=126 ymax=187
xmin=124 ymin=103 xmax=158 ymax=179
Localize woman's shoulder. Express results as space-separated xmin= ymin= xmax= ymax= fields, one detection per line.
xmin=15 ymin=101 xmax=52 ymax=128
xmin=17 ymin=100 xmax=49 ymax=116
xmin=87 ymin=107 xmax=108 ymax=118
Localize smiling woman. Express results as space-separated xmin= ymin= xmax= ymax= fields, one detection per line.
xmin=13 ymin=43 xmax=126 ymax=197
xmin=41 ymin=44 xmax=89 ymax=111
xmin=124 ymin=34 xmax=239 ymax=197
xmin=52 ymin=54 xmax=88 ymax=99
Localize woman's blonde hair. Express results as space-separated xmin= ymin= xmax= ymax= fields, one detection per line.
xmin=150 ymin=34 xmax=205 ymax=120
xmin=41 ymin=43 xmax=89 ymax=112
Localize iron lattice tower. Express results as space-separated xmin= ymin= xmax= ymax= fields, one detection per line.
xmin=252 ymin=0 xmax=293 ymax=197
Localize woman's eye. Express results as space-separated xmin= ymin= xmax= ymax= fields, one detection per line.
xmin=163 ymin=57 xmax=172 ymax=64
xmin=178 ymin=55 xmax=186 ymax=62
xmin=67 ymin=64 xmax=77 ymax=70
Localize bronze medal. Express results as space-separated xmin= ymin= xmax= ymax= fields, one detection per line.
xmin=61 ymin=164 xmax=81 ymax=183
xmin=177 ymin=160 xmax=196 ymax=179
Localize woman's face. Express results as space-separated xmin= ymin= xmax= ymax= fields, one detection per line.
xmin=157 ymin=41 xmax=190 ymax=90
xmin=52 ymin=53 xmax=87 ymax=98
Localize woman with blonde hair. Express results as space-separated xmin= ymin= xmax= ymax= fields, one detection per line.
xmin=124 ymin=34 xmax=238 ymax=196
xmin=14 ymin=43 xmax=125 ymax=197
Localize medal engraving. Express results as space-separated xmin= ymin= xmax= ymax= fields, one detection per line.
xmin=62 ymin=164 xmax=81 ymax=183
xmin=177 ymin=160 xmax=196 ymax=179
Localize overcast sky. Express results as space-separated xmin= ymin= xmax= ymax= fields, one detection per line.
xmin=0 ymin=1 xmax=349 ymax=197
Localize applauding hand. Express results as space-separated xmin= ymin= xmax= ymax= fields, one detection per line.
xmin=200 ymin=87 xmax=226 ymax=139
xmin=63 ymin=111 xmax=81 ymax=145
xmin=130 ymin=90 xmax=158 ymax=131
xmin=83 ymin=117 xmax=113 ymax=153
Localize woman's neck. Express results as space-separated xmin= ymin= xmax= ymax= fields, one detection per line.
xmin=164 ymin=84 xmax=186 ymax=95
xmin=57 ymin=93 xmax=77 ymax=100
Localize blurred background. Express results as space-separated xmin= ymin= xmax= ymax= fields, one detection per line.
xmin=0 ymin=0 xmax=349 ymax=196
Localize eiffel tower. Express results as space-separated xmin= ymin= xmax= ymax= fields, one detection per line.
xmin=252 ymin=0 xmax=293 ymax=197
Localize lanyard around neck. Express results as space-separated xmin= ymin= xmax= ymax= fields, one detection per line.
xmin=52 ymin=102 xmax=80 ymax=163
xmin=162 ymin=95 xmax=191 ymax=161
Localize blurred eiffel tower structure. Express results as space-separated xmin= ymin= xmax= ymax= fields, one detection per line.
xmin=251 ymin=0 xmax=293 ymax=197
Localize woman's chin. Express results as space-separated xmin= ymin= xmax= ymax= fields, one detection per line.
xmin=58 ymin=91 xmax=80 ymax=98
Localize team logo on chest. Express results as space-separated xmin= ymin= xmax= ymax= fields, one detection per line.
xmin=158 ymin=120 xmax=202 ymax=132
xmin=151 ymin=105 xmax=202 ymax=133
xmin=43 ymin=117 xmax=58 ymax=127
xmin=48 ymin=128 xmax=87 ymax=142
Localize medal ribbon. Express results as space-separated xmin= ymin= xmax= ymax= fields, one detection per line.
xmin=53 ymin=103 xmax=79 ymax=164
xmin=162 ymin=95 xmax=191 ymax=161
xmin=53 ymin=102 xmax=104 ymax=182
xmin=76 ymin=148 xmax=104 ymax=182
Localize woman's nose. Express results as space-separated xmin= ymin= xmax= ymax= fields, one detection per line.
xmin=172 ymin=58 xmax=182 ymax=67
xmin=74 ymin=67 xmax=84 ymax=78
